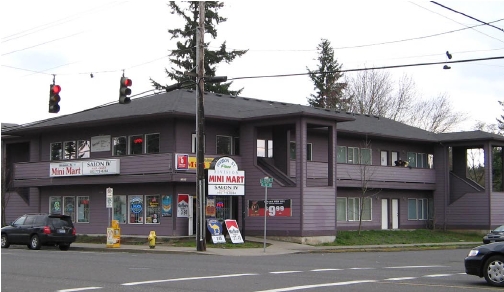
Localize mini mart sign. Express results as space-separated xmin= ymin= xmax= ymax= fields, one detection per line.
xmin=207 ymin=157 xmax=245 ymax=196
xmin=50 ymin=159 xmax=120 ymax=177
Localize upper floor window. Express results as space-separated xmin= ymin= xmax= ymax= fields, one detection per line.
xmin=407 ymin=152 xmax=434 ymax=169
xmin=289 ymin=142 xmax=313 ymax=161
xmin=50 ymin=142 xmax=62 ymax=161
xmin=112 ymin=136 xmax=127 ymax=156
xmin=146 ymin=133 xmax=160 ymax=153
xmin=130 ymin=135 xmax=143 ymax=155
xmin=337 ymin=146 xmax=347 ymax=163
xmin=50 ymin=140 xmax=90 ymax=161
xmin=113 ymin=133 xmax=160 ymax=156
xmin=361 ymin=148 xmax=371 ymax=165
xmin=257 ymin=139 xmax=273 ymax=158
xmin=348 ymin=147 xmax=360 ymax=164
xmin=216 ymin=135 xmax=232 ymax=155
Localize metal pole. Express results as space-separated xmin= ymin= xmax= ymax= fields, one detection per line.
xmin=195 ymin=1 xmax=206 ymax=252
xmin=263 ymin=183 xmax=268 ymax=252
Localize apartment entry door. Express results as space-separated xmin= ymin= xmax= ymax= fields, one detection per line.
xmin=381 ymin=199 xmax=399 ymax=230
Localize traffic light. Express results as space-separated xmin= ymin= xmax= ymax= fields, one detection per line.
xmin=49 ymin=84 xmax=61 ymax=113
xmin=119 ymin=77 xmax=132 ymax=104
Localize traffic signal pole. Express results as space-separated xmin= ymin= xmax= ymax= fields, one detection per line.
xmin=195 ymin=1 xmax=206 ymax=252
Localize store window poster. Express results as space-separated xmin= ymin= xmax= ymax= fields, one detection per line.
xmin=162 ymin=195 xmax=172 ymax=217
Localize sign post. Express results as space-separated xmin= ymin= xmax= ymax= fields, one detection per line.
xmin=260 ymin=177 xmax=273 ymax=252
xmin=106 ymin=187 xmax=113 ymax=228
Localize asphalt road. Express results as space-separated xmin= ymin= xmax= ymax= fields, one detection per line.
xmin=1 ymin=247 xmax=496 ymax=292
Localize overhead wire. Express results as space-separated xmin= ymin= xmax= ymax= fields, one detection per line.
xmin=430 ymin=1 xmax=504 ymax=33
xmin=1 ymin=1 xmax=125 ymax=43
xmin=228 ymin=56 xmax=504 ymax=81
xmin=410 ymin=2 xmax=504 ymax=43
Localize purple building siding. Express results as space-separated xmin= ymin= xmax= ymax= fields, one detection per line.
xmin=490 ymin=192 xmax=504 ymax=227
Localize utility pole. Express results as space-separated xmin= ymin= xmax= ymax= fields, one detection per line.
xmin=195 ymin=1 xmax=206 ymax=252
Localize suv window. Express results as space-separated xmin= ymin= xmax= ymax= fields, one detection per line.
xmin=12 ymin=216 xmax=26 ymax=226
xmin=48 ymin=217 xmax=72 ymax=228
xmin=33 ymin=215 xmax=47 ymax=226
xmin=24 ymin=216 xmax=36 ymax=225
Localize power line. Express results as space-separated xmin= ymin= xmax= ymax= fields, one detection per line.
xmin=411 ymin=2 xmax=504 ymax=44
xmin=431 ymin=1 xmax=504 ymax=33
xmin=228 ymin=56 xmax=504 ymax=81
xmin=1 ymin=31 xmax=86 ymax=56
xmin=1 ymin=1 xmax=124 ymax=43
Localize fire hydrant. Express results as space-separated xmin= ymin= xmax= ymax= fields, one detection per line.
xmin=148 ymin=231 xmax=157 ymax=249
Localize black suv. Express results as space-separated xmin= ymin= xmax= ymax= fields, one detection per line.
xmin=1 ymin=214 xmax=76 ymax=250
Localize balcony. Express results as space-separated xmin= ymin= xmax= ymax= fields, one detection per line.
xmin=290 ymin=161 xmax=436 ymax=189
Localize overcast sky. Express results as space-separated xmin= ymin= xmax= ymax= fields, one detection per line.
xmin=1 ymin=1 xmax=503 ymax=131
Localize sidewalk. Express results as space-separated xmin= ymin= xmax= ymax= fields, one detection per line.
xmin=70 ymin=237 xmax=482 ymax=256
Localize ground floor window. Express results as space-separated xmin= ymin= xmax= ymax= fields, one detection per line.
xmin=408 ymin=198 xmax=432 ymax=220
xmin=50 ymin=196 xmax=89 ymax=223
xmin=338 ymin=197 xmax=372 ymax=221
xmin=128 ymin=195 xmax=161 ymax=224
xmin=113 ymin=195 xmax=127 ymax=224
xmin=77 ymin=196 xmax=90 ymax=223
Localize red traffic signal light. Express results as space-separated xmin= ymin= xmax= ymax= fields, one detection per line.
xmin=49 ymin=84 xmax=61 ymax=113
xmin=119 ymin=77 xmax=132 ymax=104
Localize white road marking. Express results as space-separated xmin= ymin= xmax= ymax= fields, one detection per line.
xmin=270 ymin=271 xmax=303 ymax=274
xmin=310 ymin=268 xmax=343 ymax=272
xmin=385 ymin=265 xmax=448 ymax=269
xmin=384 ymin=277 xmax=418 ymax=281
xmin=349 ymin=267 xmax=375 ymax=270
xmin=57 ymin=287 xmax=102 ymax=292
xmin=423 ymin=274 xmax=453 ymax=277
xmin=254 ymin=280 xmax=377 ymax=292
xmin=121 ymin=273 xmax=257 ymax=286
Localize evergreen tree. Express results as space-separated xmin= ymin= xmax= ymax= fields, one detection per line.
xmin=497 ymin=101 xmax=504 ymax=131
xmin=151 ymin=1 xmax=247 ymax=95
xmin=307 ymin=39 xmax=348 ymax=110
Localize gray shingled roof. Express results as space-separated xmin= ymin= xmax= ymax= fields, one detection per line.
xmin=2 ymin=90 xmax=502 ymax=143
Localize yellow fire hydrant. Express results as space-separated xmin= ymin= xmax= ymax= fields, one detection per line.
xmin=148 ymin=231 xmax=157 ymax=249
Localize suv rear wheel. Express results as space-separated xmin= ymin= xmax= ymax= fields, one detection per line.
xmin=1 ymin=234 xmax=10 ymax=248
xmin=29 ymin=235 xmax=41 ymax=250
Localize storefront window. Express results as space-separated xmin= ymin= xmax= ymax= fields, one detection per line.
xmin=129 ymin=196 xmax=144 ymax=224
xmin=63 ymin=196 xmax=75 ymax=222
xmin=145 ymin=195 xmax=160 ymax=224
xmin=77 ymin=196 xmax=90 ymax=223
xmin=113 ymin=195 xmax=127 ymax=224
xmin=215 ymin=196 xmax=232 ymax=221
xmin=49 ymin=196 xmax=62 ymax=214
xmin=161 ymin=195 xmax=172 ymax=217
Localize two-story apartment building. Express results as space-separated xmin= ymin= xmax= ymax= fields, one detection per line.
xmin=2 ymin=89 xmax=503 ymax=244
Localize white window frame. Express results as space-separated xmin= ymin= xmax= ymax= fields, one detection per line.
xmin=76 ymin=196 xmax=90 ymax=223
xmin=337 ymin=146 xmax=347 ymax=163
xmin=191 ymin=133 xmax=205 ymax=154
xmin=408 ymin=198 xmax=429 ymax=220
xmin=337 ymin=197 xmax=347 ymax=221
xmin=348 ymin=147 xmax=360 ymax=164
xmin=347 ymin=197 xmax=372 ymax=221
